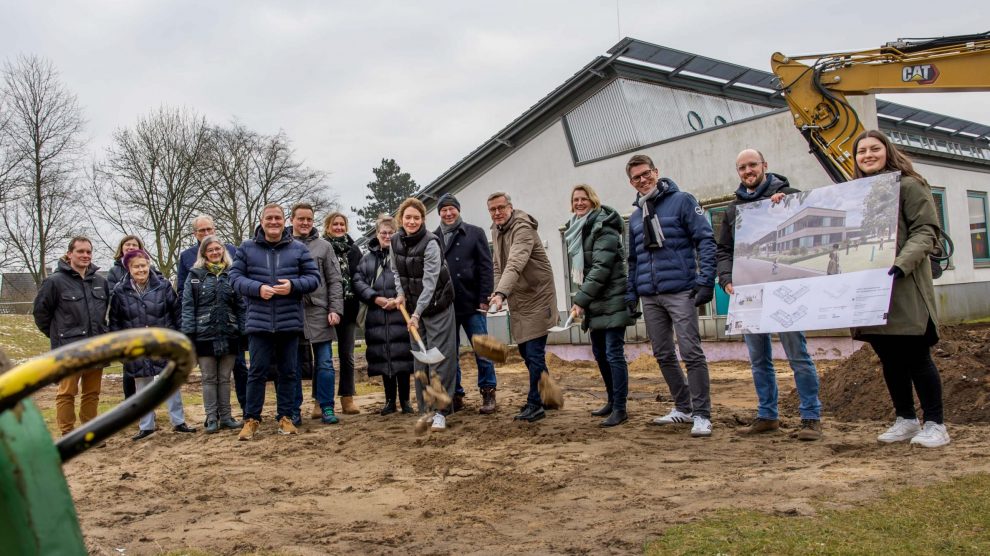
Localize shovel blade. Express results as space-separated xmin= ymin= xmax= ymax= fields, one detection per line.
xmin=412 ymin=348 xmax=445 ymax=365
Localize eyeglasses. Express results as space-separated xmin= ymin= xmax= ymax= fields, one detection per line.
xmin=629 ymin=169 xmax=656 ymax=183
xmin=196 ymin=227 xmax=215 ymax=234
xmin=488 ymin=204 xmax=510 ymax=214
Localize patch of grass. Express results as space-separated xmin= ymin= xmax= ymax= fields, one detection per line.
xmin=0 ymin=314 xmax=51 ymax=362
xmin=35 ymin=391 xmax=205 ymax=435
xmin=355 ymin=381 xmax=384 ymax=396
xmin=646 ymin=474 xmax=990 ymax=555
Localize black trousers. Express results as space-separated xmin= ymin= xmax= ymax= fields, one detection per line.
xmin=865 ymin=321 xmax=944 ymax=424
xmin=382 ymin=372 xmax=411 ymax=404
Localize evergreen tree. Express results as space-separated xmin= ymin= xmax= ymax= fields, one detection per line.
xmin=353 ymin=158 xmax=418 ymax=233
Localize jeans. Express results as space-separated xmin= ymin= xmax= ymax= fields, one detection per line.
xmin=743 ymin=331 xmax=821 ymax=420
xmin=454 ymin=312 xmax=498 ymax=394
xmin=336 ymin=320 xmax=357 ymax=397
xmin=312 ymin=341 xmax=336 ymax=410
xmin=517 ymin=335 xmax=548 ymax=407
xmin=641 ymin=291 xmax=711 ymax=418
xmin=246 ymin=332 xmax=300 ymax=422
xmin=590 ymin=327 xmax=628 ymax=412
xmin=134 ymin=374 xmax=186 ymax=431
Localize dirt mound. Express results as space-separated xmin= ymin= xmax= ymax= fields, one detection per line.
xmin=820 ymin=323 xmax=990 ymax=423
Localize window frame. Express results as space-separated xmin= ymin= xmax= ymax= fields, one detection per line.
xmin=967 ymin=190 xmax=990 ymax=265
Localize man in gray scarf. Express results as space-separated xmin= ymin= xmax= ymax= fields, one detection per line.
xmin=624 ymin=154 xmax=717 ymax=438
xmin=433 ymin=193 xmax=498 ymax=414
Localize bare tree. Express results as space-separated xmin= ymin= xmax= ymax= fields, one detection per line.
xmin=201 ymin=122 xmax=334 ymax=245
xmin=0 ymin=54 xmax=86 ymax=283
xmin=93 ymin=106 xmax=211 ymax=278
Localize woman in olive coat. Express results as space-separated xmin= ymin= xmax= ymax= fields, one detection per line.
xmin=850 ymin=129 xmax=948 ymax=448
xmin=564 ymin=184 xmax=635 ymax=427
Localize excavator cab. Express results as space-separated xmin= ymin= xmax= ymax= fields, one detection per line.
xmin=0 ymin=329 xmax=194 ymax=555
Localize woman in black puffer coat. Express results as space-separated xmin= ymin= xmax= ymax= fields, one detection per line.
xmin=352 ymin=215 xmax=414 ymax=415
xmin=323 ymin=211 xmax=365 ymax=415
xmin=181 ymin=236 xmax=245 ymax=433
xmin=109 ymin=249 xmax=195 ymax=440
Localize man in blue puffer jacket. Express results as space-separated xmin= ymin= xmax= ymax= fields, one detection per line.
xmin=624 ymin=154 xmax=717 ymax=438
xmin=230 ymin=203 xmax=321 ymax=440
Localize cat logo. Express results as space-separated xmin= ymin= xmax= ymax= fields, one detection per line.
xmin=901 ymin=64 xmax=940 ymax=85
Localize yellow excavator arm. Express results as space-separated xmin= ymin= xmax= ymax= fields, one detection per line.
xmin=771 ymin=31 xmax=990 ymax=182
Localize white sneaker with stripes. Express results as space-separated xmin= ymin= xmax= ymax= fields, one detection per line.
xmin=652 ymin=409 xmax=693 ymax=425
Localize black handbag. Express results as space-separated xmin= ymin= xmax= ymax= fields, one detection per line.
xmin=930 ymin=228 xmax=953 ymax=280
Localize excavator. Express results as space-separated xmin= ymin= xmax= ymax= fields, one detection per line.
xmin=771 ymin=31 xmax=990 ymax=182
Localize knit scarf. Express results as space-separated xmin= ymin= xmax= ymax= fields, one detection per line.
xmin=439 ymin=216 xmax=462 ymax=250
xmin=205 ymin=262 xmax=226 ymax=276
xmin=565 ymin=212 xmax=590 ymax=285
xmin=735 ymin=175 xmax=773 ymax=202
xmin=637 ymin=184 xmax=667 ymax=250
xmin=130 ymin=278 xmax=149 ymax=295
xmin=326 ymin=234 xmax=354 ymax=300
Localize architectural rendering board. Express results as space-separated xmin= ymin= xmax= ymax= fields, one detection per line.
xmin=725 ymin=174 xmax=900 ymax=335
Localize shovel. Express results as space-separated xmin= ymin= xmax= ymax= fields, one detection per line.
xmin=548 ymin=309 xmax=579 ymax=333
xmin=398 ymin=304 xmax=445 ymax=365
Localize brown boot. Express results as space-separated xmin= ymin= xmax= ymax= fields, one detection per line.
xmin=479 ymin=387 xmax=496 ymax=415
xmin=737 ymin=417 xmax=780 ymax=435
xmin=340 ymin=396 xmax=360 ymax=415
xmin=310 ymin=399 xmax=322 ymax=419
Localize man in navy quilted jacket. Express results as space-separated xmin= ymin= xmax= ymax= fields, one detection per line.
xmin=230 ymin=203 xmax=321 ymax=440
xmin=624 ymin=154 xmax=717 ymax=439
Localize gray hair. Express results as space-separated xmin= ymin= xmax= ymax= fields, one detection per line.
xmin=193 ymin=236 xmax=232 ymax=268
xmin=191 ymin=215 xmax=215 ymax=233
xmin=487 ymin=191 xmax=511 ymax=203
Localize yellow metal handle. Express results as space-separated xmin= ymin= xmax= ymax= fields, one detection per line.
xmin=0 ymin=328 xmax=195 ymax=461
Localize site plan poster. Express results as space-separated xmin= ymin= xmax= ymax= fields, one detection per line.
xmin=725 ymin=172 xmax=901 ymax=335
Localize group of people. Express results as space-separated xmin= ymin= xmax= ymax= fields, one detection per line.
xmin=32 ymin=128 xmax=949 ymax=448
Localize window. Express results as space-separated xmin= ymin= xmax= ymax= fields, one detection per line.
xmin=931 ymin=188 xmax=951 ymax=266
xmin=705 ymin=206 xmax=729 ymax=317
xmin=968 ymin=192 xmax=990 ymax=263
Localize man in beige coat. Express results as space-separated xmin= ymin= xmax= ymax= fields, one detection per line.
xmin=487 ymin=192 xmax=559 ymax=422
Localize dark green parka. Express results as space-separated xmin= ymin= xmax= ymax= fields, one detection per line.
xmin=852 ymin=174 xmax=940 ymax=340
xmin=567 ymin=205 xmax=636 ymax=331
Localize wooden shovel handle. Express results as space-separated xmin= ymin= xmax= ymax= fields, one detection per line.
xmin=397 ymin=304 xmax=424 ymax=345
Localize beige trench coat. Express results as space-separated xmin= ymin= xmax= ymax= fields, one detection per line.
xmin=852 ymin=175 xmax=940 ymax=339
xmin=491 ymin=209 xmax=559 ymax=343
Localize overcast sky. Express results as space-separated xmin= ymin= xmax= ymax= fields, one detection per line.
xmin=2 ymin=1 xmax=987 ymax=224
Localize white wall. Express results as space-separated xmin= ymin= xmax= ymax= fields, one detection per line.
xmin=915 ymin=160 xmax=990 ymax=286
xmin=427 ymin=109 xmax=843 ymax=309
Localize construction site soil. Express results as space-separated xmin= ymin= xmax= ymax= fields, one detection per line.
xmin=12 ymin=325 xmax=990 ymax=554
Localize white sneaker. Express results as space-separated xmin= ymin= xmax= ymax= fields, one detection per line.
xmin=691 ymin=416 xmax=712 ymax=437
xmin=431 ymin=412 xmax=446 ymax=431
xmin=910 ymin=422 xmax=950 ymax=448
xmin=877 ymin=417 xmax=921 ymax=443
xmin=652 ymin=409 xmax=693 ymax=425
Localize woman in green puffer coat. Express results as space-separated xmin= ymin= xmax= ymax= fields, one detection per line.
xmin=564 ymin=184 xmax=636 ymax=427
xmin=181 ymin=236 xmax=246 ymax=434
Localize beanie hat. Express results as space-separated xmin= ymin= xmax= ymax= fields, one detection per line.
xmin=437 ymin=193 xmax=460 ymax=213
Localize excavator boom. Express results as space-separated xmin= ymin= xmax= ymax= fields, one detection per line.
xmin=771 ymin=31 xmax=990 ymax=181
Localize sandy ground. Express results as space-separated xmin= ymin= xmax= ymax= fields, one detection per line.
xmin=35 ymin=353 xmax=990 ymax=555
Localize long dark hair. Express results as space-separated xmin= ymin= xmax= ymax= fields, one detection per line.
xmin=852 ymin=130 xmax=923 ymax=182
xmin=113 ymin=234 xmax=146 ymax=261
